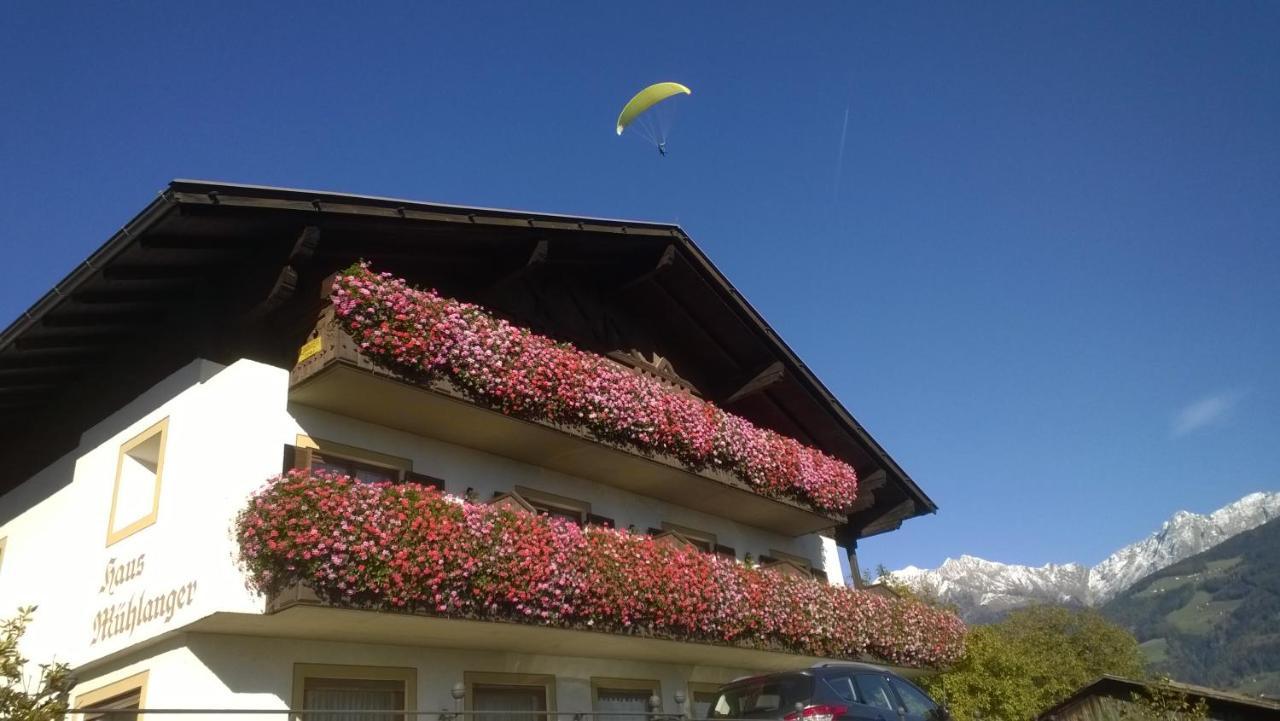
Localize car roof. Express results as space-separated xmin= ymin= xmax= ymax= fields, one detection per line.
xmin=723 ymin=663 xmax=899 ymax=688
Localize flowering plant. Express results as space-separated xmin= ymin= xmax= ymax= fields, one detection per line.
xmin=329 ymin=264 xmax=859 ymax=513
xmin=237 ymin=471 xmax=965 ymax=668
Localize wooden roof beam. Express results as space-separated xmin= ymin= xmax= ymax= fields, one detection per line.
xmin=613 ymin=244 xmax=676 ymax=294
xmin=723 ymin=361 xmax=785 ymax=405
xmin=13 ymin=333 xmax=132 ymax=351
xmin=483 ymin=239 xmax=548 ymax=295
xmin=858 ymin=498 xmax=917 ymax=537
xmin=0 ymin=364 xmax=86 ymax=378
xmin=42 ymin=310 xmax=158 ymax=328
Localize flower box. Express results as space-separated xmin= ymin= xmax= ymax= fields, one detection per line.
xmin=237 ymin=471 xmax=965 ymax=669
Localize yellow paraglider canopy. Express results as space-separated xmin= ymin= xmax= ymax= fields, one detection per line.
xmin=616 ymin=82 xmax=692 ymax=136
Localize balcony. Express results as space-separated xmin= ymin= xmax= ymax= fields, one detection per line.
xmin=288 ymin=306 xmax=845 ymax=537
xmin=186 ymin=582 xmax=907 ymax=673
xmin=234 ymin=472 xmax=966 ymax=671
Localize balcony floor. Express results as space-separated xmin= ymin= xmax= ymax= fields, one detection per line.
xmin=186 ymin=604 xmax=921 ymax=677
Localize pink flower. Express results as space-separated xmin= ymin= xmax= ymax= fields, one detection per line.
xmin=234 ymin=471 xmax=965 ymax=669
xmin=327 ymin=264 xmax=859 ymax=514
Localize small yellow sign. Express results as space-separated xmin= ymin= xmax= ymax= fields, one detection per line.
xmin=297 ymin=336 xmax=323 ymax=363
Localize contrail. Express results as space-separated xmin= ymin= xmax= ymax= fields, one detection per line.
xmin=834 ymin=101 xmax=850 ymax=200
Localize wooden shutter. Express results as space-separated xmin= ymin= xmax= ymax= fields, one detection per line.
xmin=587 ymin=513 xmax=615 ymax=528
xmin=714 ymin=544 xmax=736 ymax=559
xmin=282 ymin=444 xmax=313 ymax=473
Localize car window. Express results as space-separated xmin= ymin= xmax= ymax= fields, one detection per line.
xmin=887 ymin=678 xmax=936 ymax=717
xmin=709 ymin=677 xmax=814 ymax=719
xmin=819 ymin=675 xmax=861 ymax=705
xmin=854 ymin=675 xmax=896 ymax=711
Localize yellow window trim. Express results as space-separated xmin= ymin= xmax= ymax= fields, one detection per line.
xmin=106 ymin=418 xmax=169 ymax=547
xmin=292 ymin=663 xmax=418 ymax=713
xmin=464 ymin=671 xmax=557 ymax=714
xmin=295 ymin=434 xmax=413 ymax=472
xmin=0 ymin=536 xmax=7 ymax=576
xmin=75 ymin=669 xmax=149 ymax=717
xmin=591 ymin=677 xmax=662 ymax=710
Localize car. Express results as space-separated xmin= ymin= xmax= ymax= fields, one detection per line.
xmin=703 ymin=662 xmax=949 ymax=721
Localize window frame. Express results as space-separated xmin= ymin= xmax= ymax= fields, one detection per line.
xmin=75 ymin=670 xmax=149 ymax=721
xmin=287 ymin=438 xmax=444 ymax=489
xmin=686 ymin=681 xmax=722 ymax=719
xmin=766 ymin=549 xmax=815 ymax=571
xmin=106 ymin=418 xmax=169 ymax=546
xmin=465 ymin=671 xmax=557 ymax=720
xmin=515 ymin=486 xmax=591 ymax=525
xmin=291 ymin=663 xmax=417 ymax=721
xmin=886 ymin=676 xmax=937 ymax=717
xmin=591 ymin=676 xmax=662 ymax=716
xmin=853 ymin=673 xmax=899 ymax=713
xmin=661 ymin=522 xmax=717 ymax=554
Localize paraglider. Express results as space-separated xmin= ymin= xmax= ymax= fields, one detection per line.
xmin=616 ymin=82 xmax=691 ymax=156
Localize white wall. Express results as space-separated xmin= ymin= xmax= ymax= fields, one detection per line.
xmin=1 ymin=354 xmax=844 ymax=705
xmin=290 ymin=406 xmax=838 ymax=576
xmin=74 ymin=633 xmax=754 ymax=719
xmin=0 ymin=358 xmax=296 ymax=672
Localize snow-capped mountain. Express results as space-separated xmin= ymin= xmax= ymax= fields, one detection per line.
xmin=890 ymin=491 xmax=1280 ymax=621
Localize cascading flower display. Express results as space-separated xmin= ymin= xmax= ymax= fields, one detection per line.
xmin=237 ymin=471 xmax=966 ymax=668
xmin=329 ymin=264 xmax=859 ymax=514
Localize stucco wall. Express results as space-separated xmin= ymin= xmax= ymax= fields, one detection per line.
xmin=0 ymin=355 xmax=847 ymax=702
xmin=72 ymin=632 xmax=755 ymax=718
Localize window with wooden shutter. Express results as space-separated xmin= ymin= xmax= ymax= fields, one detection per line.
xmin=514 ymin=486 xmax=590 ymax=525
xmin=660 ymin=522 xmax=717 ymax=554
xmin=587 ymin=513 xmax=615 ymax=528
xmin=282 ymin=439 xmax=443 ymax=490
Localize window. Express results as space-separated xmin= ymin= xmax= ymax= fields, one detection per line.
xmin=819 ymin=675 xmax=861 ymax=705
xmin=466 ymin=672 xmax=555 ymax=721
xmin=592 ymin=678 xmax=660 ymax=721
xmin=292 ymin=664 xmax=416 ymax=721
xmin=661 ymin=522 xmax=716 ymax=553
xmin=311 ymin=452 xmax=402 ymax=485
xmin=107 ymin=419 xmax=168 ymax=546
xmin=708 ymin=677 xmax=814 ymax=719
xmin=285 ymin=439 xmax=443 ymax=489
xmin=76 ymin=670 xmax=148 ymax=721
xmin=515 ymin=486 xmax=590 ymax=525
xmin=767 ymin=549 xmax=815 ymax=571
xmin=854 ymin=675 xmax=897 ymax=712
xmin=687 ymin=682 xmax=721 ymax=720
xmin=887 ymin=678 xmax=937 ymax=717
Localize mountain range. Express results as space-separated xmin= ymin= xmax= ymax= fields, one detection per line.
xmin=1101 ymin=514 xmax=1280 ymax=696
xmin=890 ymin=491 xmax=1280 ymax=623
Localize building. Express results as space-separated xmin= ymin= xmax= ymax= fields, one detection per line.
xmin=0 ymin=180 xmax=960 ymax=719
xmin=1037 ymin=675 xmax=1280 ymax=721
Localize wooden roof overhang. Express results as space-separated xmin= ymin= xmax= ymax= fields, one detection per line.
xmin=0 ymin=180 xmax=935 ymax=539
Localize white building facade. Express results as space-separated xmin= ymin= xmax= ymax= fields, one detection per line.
xmin=0 ymin=181 xmax=946 ymax=721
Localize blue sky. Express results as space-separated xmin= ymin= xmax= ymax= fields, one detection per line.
xmin=2 ymin=2 xmax=1277 ymax=572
